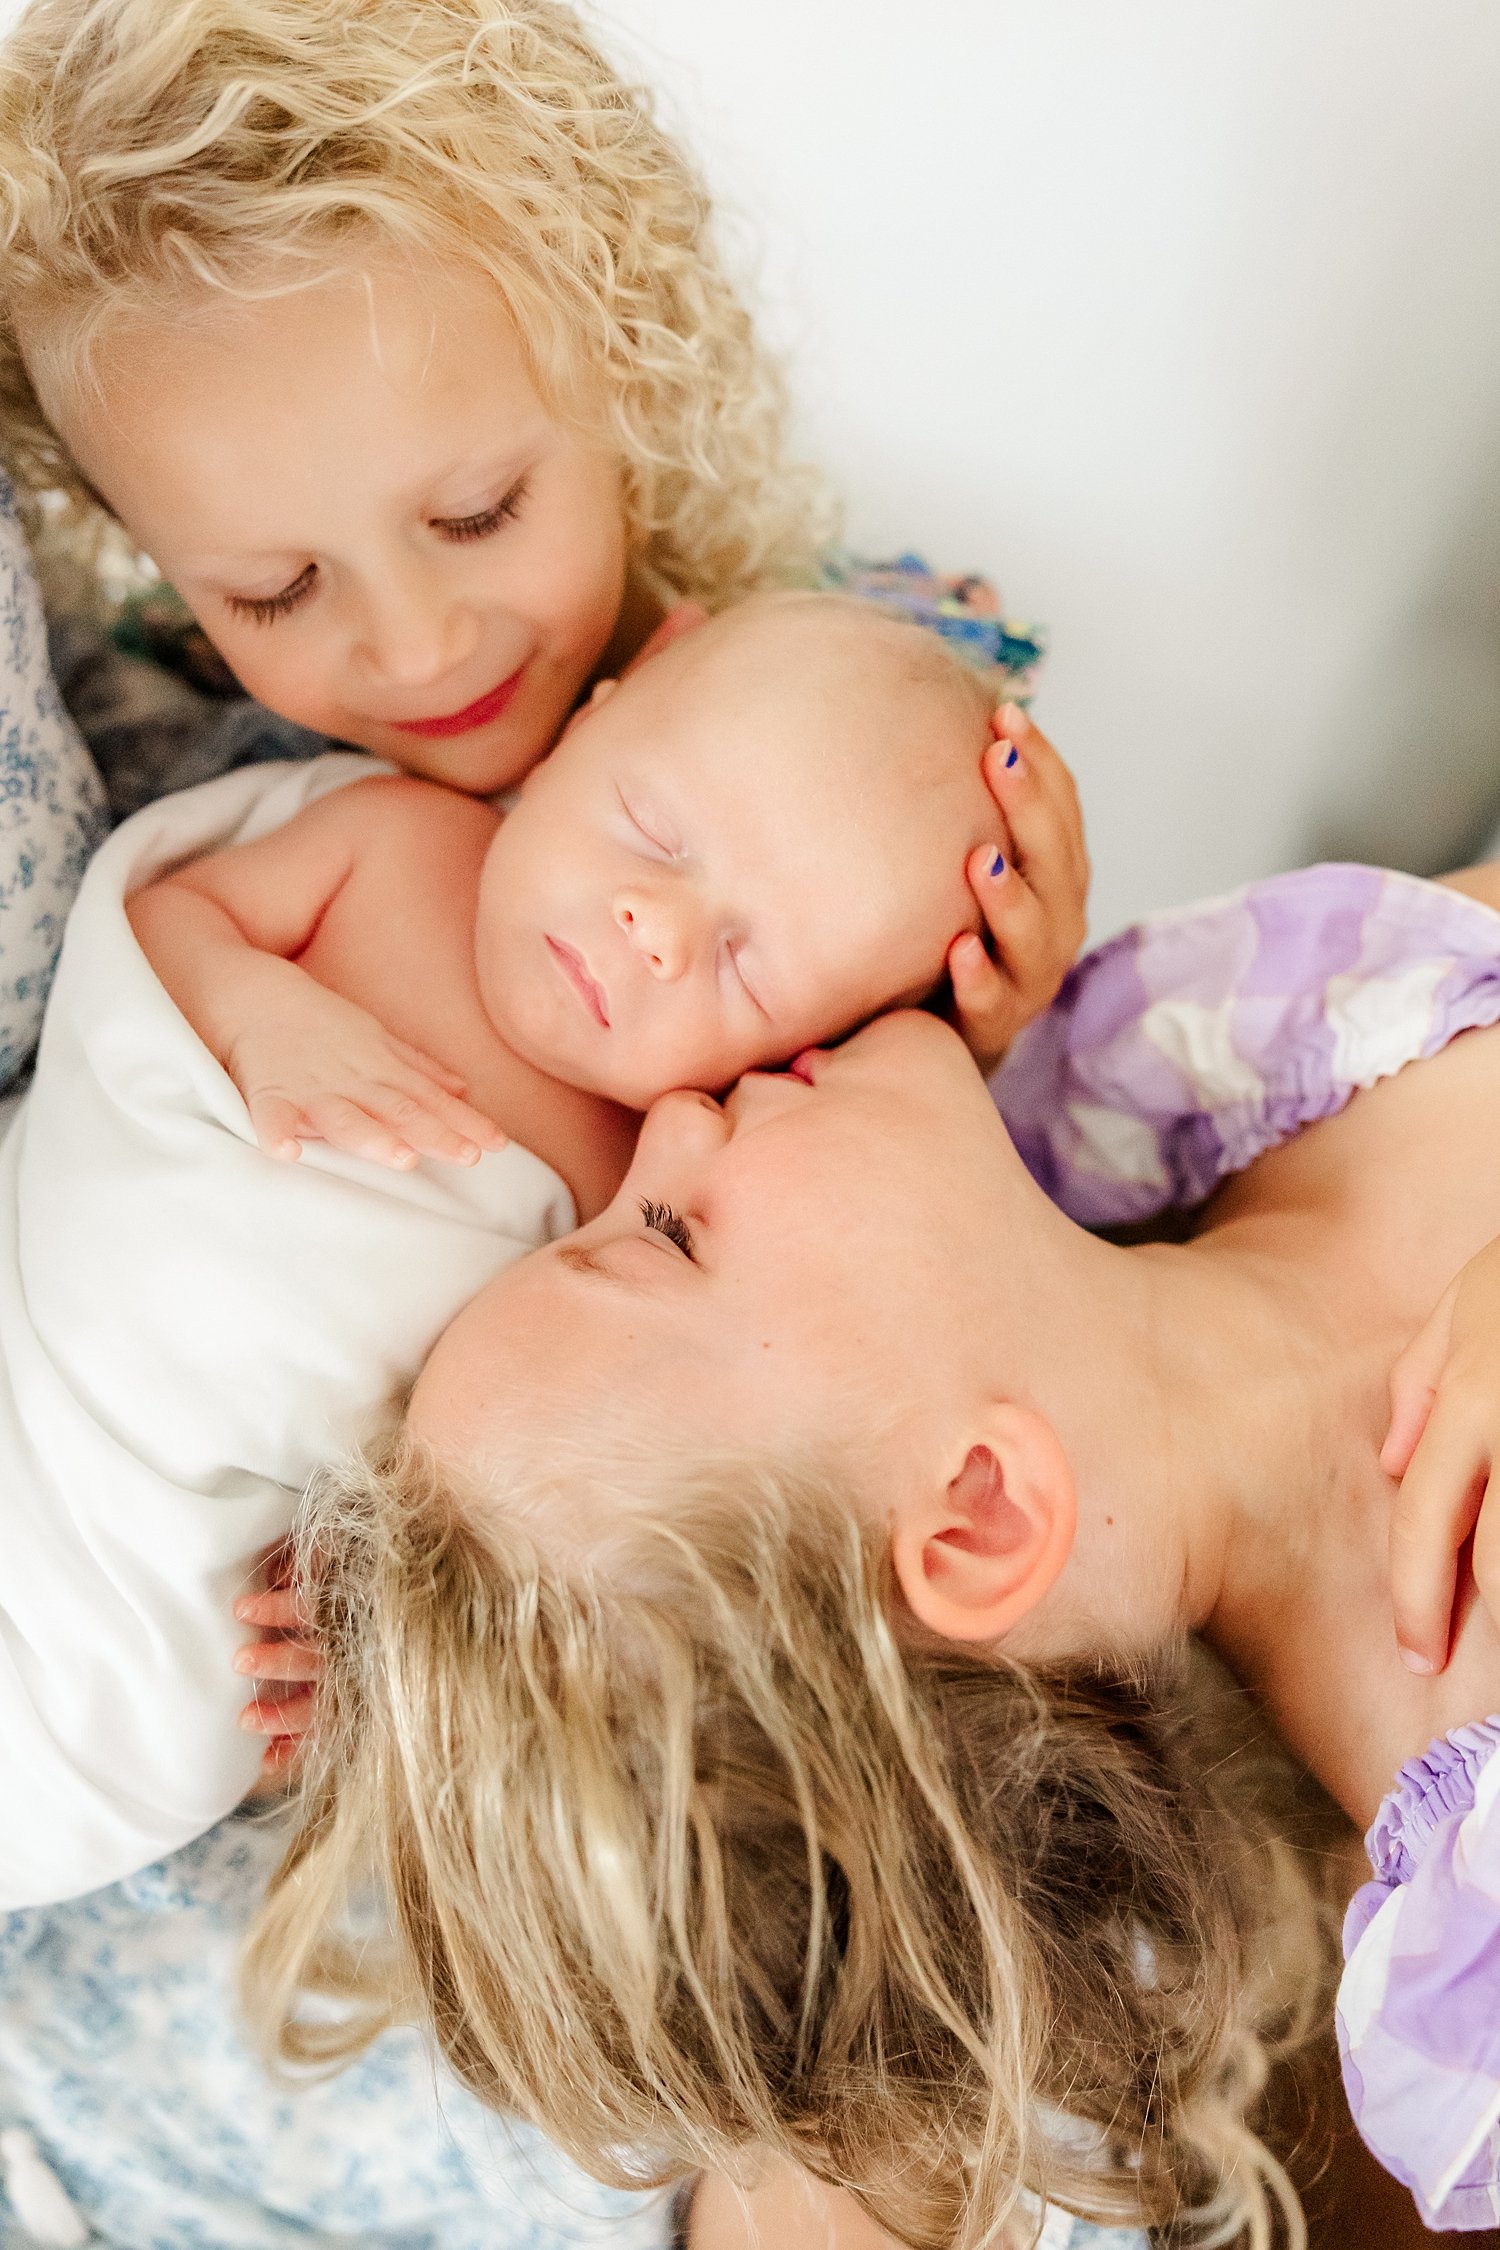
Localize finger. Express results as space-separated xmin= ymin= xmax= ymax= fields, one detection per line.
xmin=948 ymin=930 xmax=1026 ymax=1072
xmin=1382 ymin=1284 xmax=1458 ymax=1478
xmin=385 ymin=1037 xmax=471 ymax=1098
xmin=1474 ymin=1473 xmax=1500 ymax=1640
xmin=246 ymin=1092 xmax=308 ymax=1165
xmin=378 ymin=1078 xmax=507 ymax=1159
xmin=304 ymin=1093 xmax=419 ymax=1171
xmin=260 ymin=1734 xmax=303 ymax=1774
xmin=240 ymin=1688 xmax=316 ymax=1736
xmin=966 ymin=846 xmax=1067 ymax=1000
xmin=985 ymin=723 xmax=1089 ymax=914
xmin=233 ymin=1587 xmax=305 ymax=1631
xmin=1389 ymin=1403 xmax=1488 ymax=1672
xmin=233 ymin=1637 xmax=321 ymax=1683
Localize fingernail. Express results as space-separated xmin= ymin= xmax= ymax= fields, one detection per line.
xmin=986 ymin=849 xmax=1006 ymax=879
xmin=1004 ymin=746 xmax=1020 ymax=771
xmin=233 ymin=1649 xmax=256 ymax=1674
xmin=1398 ymin=1642 xmax=1435 ymax=1675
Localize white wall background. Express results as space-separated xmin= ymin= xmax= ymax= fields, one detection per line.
xmin=589 ymin=0 xmax=1500 ymax=935
xmin=2 ymin=0 xmax=1495 ymax=932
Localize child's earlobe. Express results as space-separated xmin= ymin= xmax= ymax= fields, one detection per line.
xmin=892 ymin=1409 xmax=1077 ymax=1644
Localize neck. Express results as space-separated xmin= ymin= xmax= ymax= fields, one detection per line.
xmin=996 ymin=1194 xmax=1347 ymax=1645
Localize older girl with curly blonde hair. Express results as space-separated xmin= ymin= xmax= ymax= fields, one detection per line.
xmin=0 ymin=0 xmax=826 ymax=802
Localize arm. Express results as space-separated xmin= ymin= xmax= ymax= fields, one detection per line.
xmin=127 ymin=783 xmax=502 ymax=1169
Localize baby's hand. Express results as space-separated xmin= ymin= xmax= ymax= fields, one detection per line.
xmin=1383 ymin=1234 xmax=1500 ymax=1673
xmin=235 ymin=1580 xmax=320 ymax=1775
xmin=949 ymin=706 xmax=1089 ymax=1076
xmin=228 ymin=982 xmax=506 ymax=1171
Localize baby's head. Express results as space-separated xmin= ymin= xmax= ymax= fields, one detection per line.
xmin=477 ymin=590 xmax=1003 ymax=1104
xmin=0 ymin=0 xmax=823 ymax=790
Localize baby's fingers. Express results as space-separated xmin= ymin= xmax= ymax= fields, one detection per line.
xmin=368 ymin=1079 xmax=506 ymax=1166
xmin=1389 ymin=1396 xmax=1488 ymax=1674
xmin=385 ymin=1036 xmax=471 ymax=1099
xmin=246 ymin=1091 xmax=309 ymax=1164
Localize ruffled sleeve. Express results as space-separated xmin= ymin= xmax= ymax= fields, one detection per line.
xmin=1338 ymin=1717 xmax=1500 ymax=2229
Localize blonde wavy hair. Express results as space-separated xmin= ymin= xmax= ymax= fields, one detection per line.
xmin=0 ymin=0 xmax=827 ymax=603
xmin=245 ymin=1430 xmax=1327 ymax=2250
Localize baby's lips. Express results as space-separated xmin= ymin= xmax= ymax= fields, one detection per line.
xmin=788 ymin=1049 xmax=826 ymax=1085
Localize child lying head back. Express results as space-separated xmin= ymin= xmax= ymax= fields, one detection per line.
xmin=246 ymin=1429 xmax=1316 ymax=2249
xmin=477 ymin=589 xmax=1005 ymax=1104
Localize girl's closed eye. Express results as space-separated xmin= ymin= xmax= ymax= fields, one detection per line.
xmin=638 ymin=1197 xmax=697 ymax=1260
xmin=432 ymin=472 xmax=530 ymax=544
xmin=226 ymin=564 xmax=317 ymax=626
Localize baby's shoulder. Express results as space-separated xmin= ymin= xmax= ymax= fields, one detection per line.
xmin=313 ymin=771 xmax=500 ymax=873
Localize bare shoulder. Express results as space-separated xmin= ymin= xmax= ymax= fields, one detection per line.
xmin=332 ymin=771 xmax=500 ymax=847
xmin=1435 ymin=860 xmax=1500 ymax=915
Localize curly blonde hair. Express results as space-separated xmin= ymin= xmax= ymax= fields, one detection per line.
xmin=244 ymin=1431 xmax=1326 ymax=2250
xmin=0 ymin=0 xmax=828 ymax=604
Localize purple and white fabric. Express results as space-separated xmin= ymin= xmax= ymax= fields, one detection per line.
xmin=1338 ymin=1723 xmax=1500 ymax=2229
xmin=993 ymin=861 xmax=1500 ymax=1229
xmin=994 ymin=859 xmax=1500 ymax=2229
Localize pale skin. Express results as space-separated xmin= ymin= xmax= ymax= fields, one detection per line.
xmin=25 ymin=250 xmax=1062 ymax=1050
xmin=403 ymin=865 xmax=1500 ymax=1835
xmin=126 ymin=598 xmax=1085 ymax=1221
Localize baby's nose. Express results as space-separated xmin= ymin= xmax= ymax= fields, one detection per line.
xmin=614 ymin=890 xmax=688 ymax=980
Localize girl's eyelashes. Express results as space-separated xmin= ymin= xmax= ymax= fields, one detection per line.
xmin=226 ymin=563 xmax=317 ymax=626
xmin=432 ymin=474 xmax=530 ymax=543
xmin=637 ymin=1197 xmax=697 ymax=1261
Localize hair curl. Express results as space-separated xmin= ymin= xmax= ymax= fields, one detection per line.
xmin=0 ymin=0 xmax=829 ymax=603
xmin=244 ymin=1431 xmax=1324 ymax=2250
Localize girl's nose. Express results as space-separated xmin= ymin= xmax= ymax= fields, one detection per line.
xmin=352 ymin=567 xmax=480 ymax=691
xmin=614 ymin=888 xmax=690 ymax=980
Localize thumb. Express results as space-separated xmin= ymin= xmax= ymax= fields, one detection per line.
xmin=1383 ymin=1280 xmax=1459 ymax=1479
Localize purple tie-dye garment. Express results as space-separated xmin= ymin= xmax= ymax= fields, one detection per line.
xmin=994 ymin=859 xmax=1500 ymax=2228
xmin=992 ymin=860 xmax=1500 ymax=1227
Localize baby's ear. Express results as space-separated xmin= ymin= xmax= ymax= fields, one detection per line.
xmin=620 ymin=599 xmax=710 ymax=677
xmin=891 ymin=1408 xmax=1076 ymax=1643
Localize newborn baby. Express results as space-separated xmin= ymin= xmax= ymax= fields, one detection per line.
xmin=128 ymin=591 xmax=1086 ymax=1225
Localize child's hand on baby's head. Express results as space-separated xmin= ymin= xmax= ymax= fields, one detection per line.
xmin=947 ymin=707 xmax=1089 ymax=1077
xmin=231 ymin=982 xmax=507 ymax=1173
xmin=234 ymin=1573 xmax=320 ymax=1776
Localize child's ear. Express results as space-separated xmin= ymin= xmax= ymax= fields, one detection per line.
xmin=891 ymin=1407 xmax=1077 ymax=1643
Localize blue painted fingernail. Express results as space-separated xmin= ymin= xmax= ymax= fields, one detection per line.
xmin=987 ymin=849 xmax=1006 ymax=878
xmin=1005 ymin=746 xmax=1020 ymax=770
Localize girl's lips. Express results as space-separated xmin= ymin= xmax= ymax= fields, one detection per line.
xmin=546 ymin=935 xmax=610 ymax=1028
xmin=788 ymin=1049 xmax=824 ymax=1085
xmin=391 ymin=664 xmax=526 ymax=740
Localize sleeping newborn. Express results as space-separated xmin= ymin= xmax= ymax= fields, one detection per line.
xmin=0 ymin=592 xmax=1082 ymax=1906
xmin=128 ymin=592 xmax=1083 ymax=1217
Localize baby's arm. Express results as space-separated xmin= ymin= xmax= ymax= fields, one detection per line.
xmin=127 ymin=784 xmax=503 ymax=1170
xmin=949 ymin=706 xmax=1089 ymax=1074
xmin=1383 ymin=1233 xmax=1500 ymax=1671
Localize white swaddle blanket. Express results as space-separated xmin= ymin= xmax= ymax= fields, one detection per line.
xmin=0 ymin=755 xmax=576 ymax=1910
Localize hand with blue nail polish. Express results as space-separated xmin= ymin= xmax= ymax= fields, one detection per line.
xmin=947 ymin=707 xmax=1090 ymax=1076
